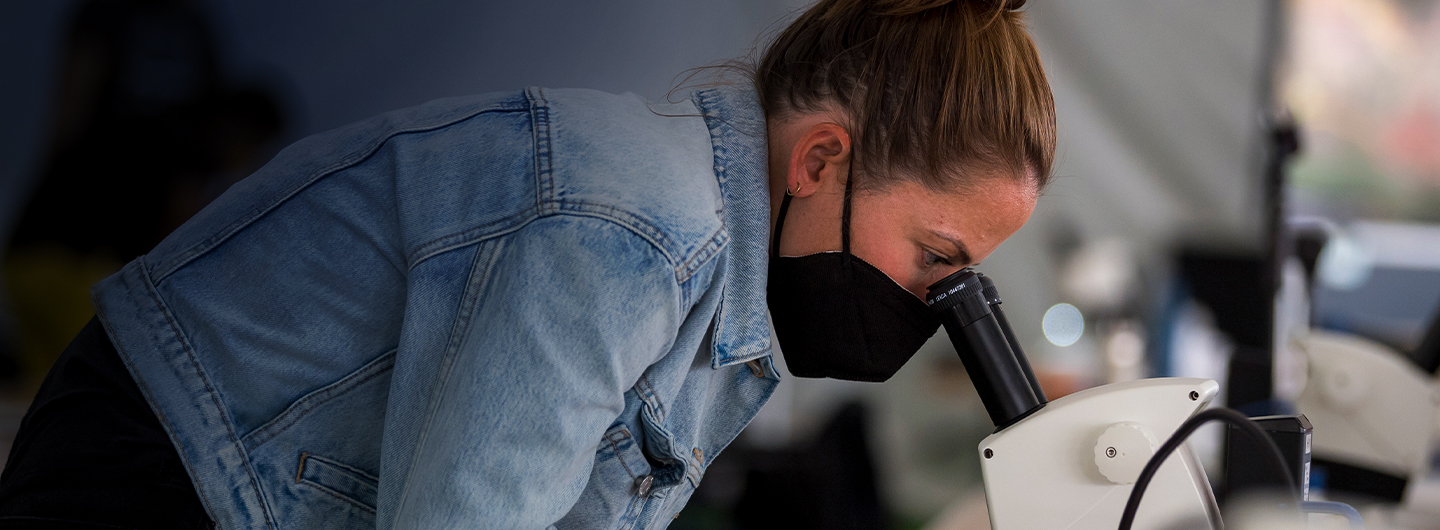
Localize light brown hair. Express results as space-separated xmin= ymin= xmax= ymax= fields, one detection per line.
xmin=755 ymin=0 xmax=1056 ymax=192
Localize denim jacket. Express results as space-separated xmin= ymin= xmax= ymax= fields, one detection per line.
xmin=91 ymin=85 xmax=779 ymax=529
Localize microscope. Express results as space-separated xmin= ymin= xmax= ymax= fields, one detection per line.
xmin=925 ymin=269 xmax=1330 ymax=530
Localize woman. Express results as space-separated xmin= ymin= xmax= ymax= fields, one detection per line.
xmin=0 ymin=0 xmax=1053 ymax=528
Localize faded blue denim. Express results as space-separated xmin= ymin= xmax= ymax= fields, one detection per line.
xmin=91 ymin=85 xmax=779 ymax=529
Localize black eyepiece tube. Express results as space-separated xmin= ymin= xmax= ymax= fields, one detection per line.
xmin=927 ymin=269 xmax=1044 ymax=429
xmin=978 ymin=275 xmax=1048 ymax=404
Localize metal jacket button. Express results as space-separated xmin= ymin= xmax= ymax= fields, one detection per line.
xmin=746 ymin=360 xmax=765 ymax=378
xmin=635 ymin=474 xmax=654 ymax=497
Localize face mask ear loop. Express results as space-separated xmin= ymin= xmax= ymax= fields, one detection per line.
xmin=772 ymin=189 xmax=795 ymax=259
xmin=841 ymin=163 xmax=874 ymax=369
xmin=840 ymin=166 xmax=854 ymax=266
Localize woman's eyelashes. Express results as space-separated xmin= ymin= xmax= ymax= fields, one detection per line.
xmin=922 ymin=249 xmax=952 ymax=268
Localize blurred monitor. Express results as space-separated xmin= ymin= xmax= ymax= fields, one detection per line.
xmin=1310 ymin=222 xmax=1440 ymax=360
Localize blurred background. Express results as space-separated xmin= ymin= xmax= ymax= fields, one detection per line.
xmin=1 ymin=0 xmax=1439 ymax=528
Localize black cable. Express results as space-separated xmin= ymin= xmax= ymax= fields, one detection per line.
xmin=1117 ymin=408 xmax=1299 ymax=530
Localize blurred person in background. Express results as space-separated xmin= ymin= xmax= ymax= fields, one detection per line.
xmin=0 ymin=0 xmax=1053 ymax=529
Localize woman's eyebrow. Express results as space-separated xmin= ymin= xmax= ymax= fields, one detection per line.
xmin=931 ymin=231 xmax=973 ymax=264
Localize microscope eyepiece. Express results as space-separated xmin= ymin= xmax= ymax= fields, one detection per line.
xmin=928 ymin=269 xmax=1046 ymax=429
xmin=926 ymin=269 xmax=991 ymax=325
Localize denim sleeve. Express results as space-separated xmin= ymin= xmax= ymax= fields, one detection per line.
xmin=388 ymin=214 xmax=683 ymax=527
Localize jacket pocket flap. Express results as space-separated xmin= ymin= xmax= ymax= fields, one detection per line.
xmin=597 ymin=423 xmax=651 ymax=480
xmin=297 ymin=452 xmax=379 ymax=512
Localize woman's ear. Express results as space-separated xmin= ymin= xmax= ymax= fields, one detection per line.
xmin=787 ymin=123 xmax=851 ymax=198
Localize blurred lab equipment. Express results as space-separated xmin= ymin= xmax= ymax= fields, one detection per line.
xmin=926 ymin=268 xmax=1357 ymax=530
xmin=1295 ymin=329 xmax=1439 ymax=502
xmin=1278 ymin=221 xmax=1440 ymax=511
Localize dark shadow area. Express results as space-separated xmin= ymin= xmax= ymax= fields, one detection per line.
xmin=674 ymin=401 xmax=891 ymax=530
xmin=2 ymin=0 xmax=288 ymax=394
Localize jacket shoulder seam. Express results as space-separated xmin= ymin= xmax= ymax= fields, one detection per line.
xmin=407 ymin=200 xmax=725 ymax=288
xmin=149 ymin=99 xmax=532 ymax=283
xmin=545 ymin=201 xmax=725 ymax=285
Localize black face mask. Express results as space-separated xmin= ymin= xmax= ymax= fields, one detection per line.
xmin=766 ymin=174 xmax=941 ymax=382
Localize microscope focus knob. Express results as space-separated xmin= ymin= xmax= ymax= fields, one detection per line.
xmin=1094 ymin=421 xmax=1159 ymax=484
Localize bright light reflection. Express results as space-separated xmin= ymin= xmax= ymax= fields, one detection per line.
xmin=1043 ymin=303 xmax=1084 ymax=347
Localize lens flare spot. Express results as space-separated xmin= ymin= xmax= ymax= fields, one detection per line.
xmin=1043 ymin=303 xmax=1084 ymax=347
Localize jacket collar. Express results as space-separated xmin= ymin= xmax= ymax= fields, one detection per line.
xmin=692 ymin=84 xmax=774 ymax=369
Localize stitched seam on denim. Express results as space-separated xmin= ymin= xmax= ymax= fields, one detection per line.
xmin=93 ymin=302 xmax=221 ymax=525
xmin=690 ymin=445 xmax=707 ymax=485
xmin=605 ymin=429 xmax=637 ymax=480
xmin=545 ymin=201 xmax=681 ymax=269
xmin=297 ymin=478 xmax=378 ymax=514
xmin=723 ymin=347 xmax=774 ymax=369
xmin=462 ymin=207 xmax=685 ymax=307
xmin=406 ymin=202 xmax=717 ymax=285
xmin=678 ymin=226 xmax=726 ymax=285
xmin=304 ymin=453 xmax=381 ymax=483
xmin=135 ymin=257 xmax=279 ymax=529
xmin=524 ymin=89 xmax=728 ymax=287
xmin=695 ymin=88 xmax=736 ymax=371
xmin=528 ymin=87 xmax=555 ymax=209
xmin=397 ymin=213 xmax=680 ymax=521
xmin=298 ymin=451 xmax=382 ymax=510
xmin=687 ymin=464 xmax=703 ymax=488
xmin=524 ymin=100 xmax=724 ymax=277
xmin=528 ymin=88 xmax=544 ymax=209
xmin=693 ymin=88 xmax=784 ymax=366
xmin=621 ymin=495 xmax=642 ymax=530
xmin=241 ymin=351 xmax=397 ymax=451
xmin=408 ymin=202 xmax=676 ymax=271
xmin=406 ymin=205 xmax=539 ymax=267
xmin=392 ymin=239 xmax=501 ymax=522
xmin=151 ymin=100 xmax=529 ymax=282
xmin=695 ymin=89 xmax=730 ymax=190
xmin=637 ymin=375 xmax=665 ymax=420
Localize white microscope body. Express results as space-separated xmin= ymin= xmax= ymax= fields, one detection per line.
xmin=979 ymin=378 xmax=1222 ymax=529
xmin=927 ymin=270 xmax=1228 ymax=530
xmin=1294 ymin=331 xmax=1440 ymax=496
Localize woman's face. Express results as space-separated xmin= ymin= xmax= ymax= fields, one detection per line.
xmin=768 ymin=119 xmax=1037 ymax=299
xmin=848 ymin=178 xmax=1037 ymax=298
